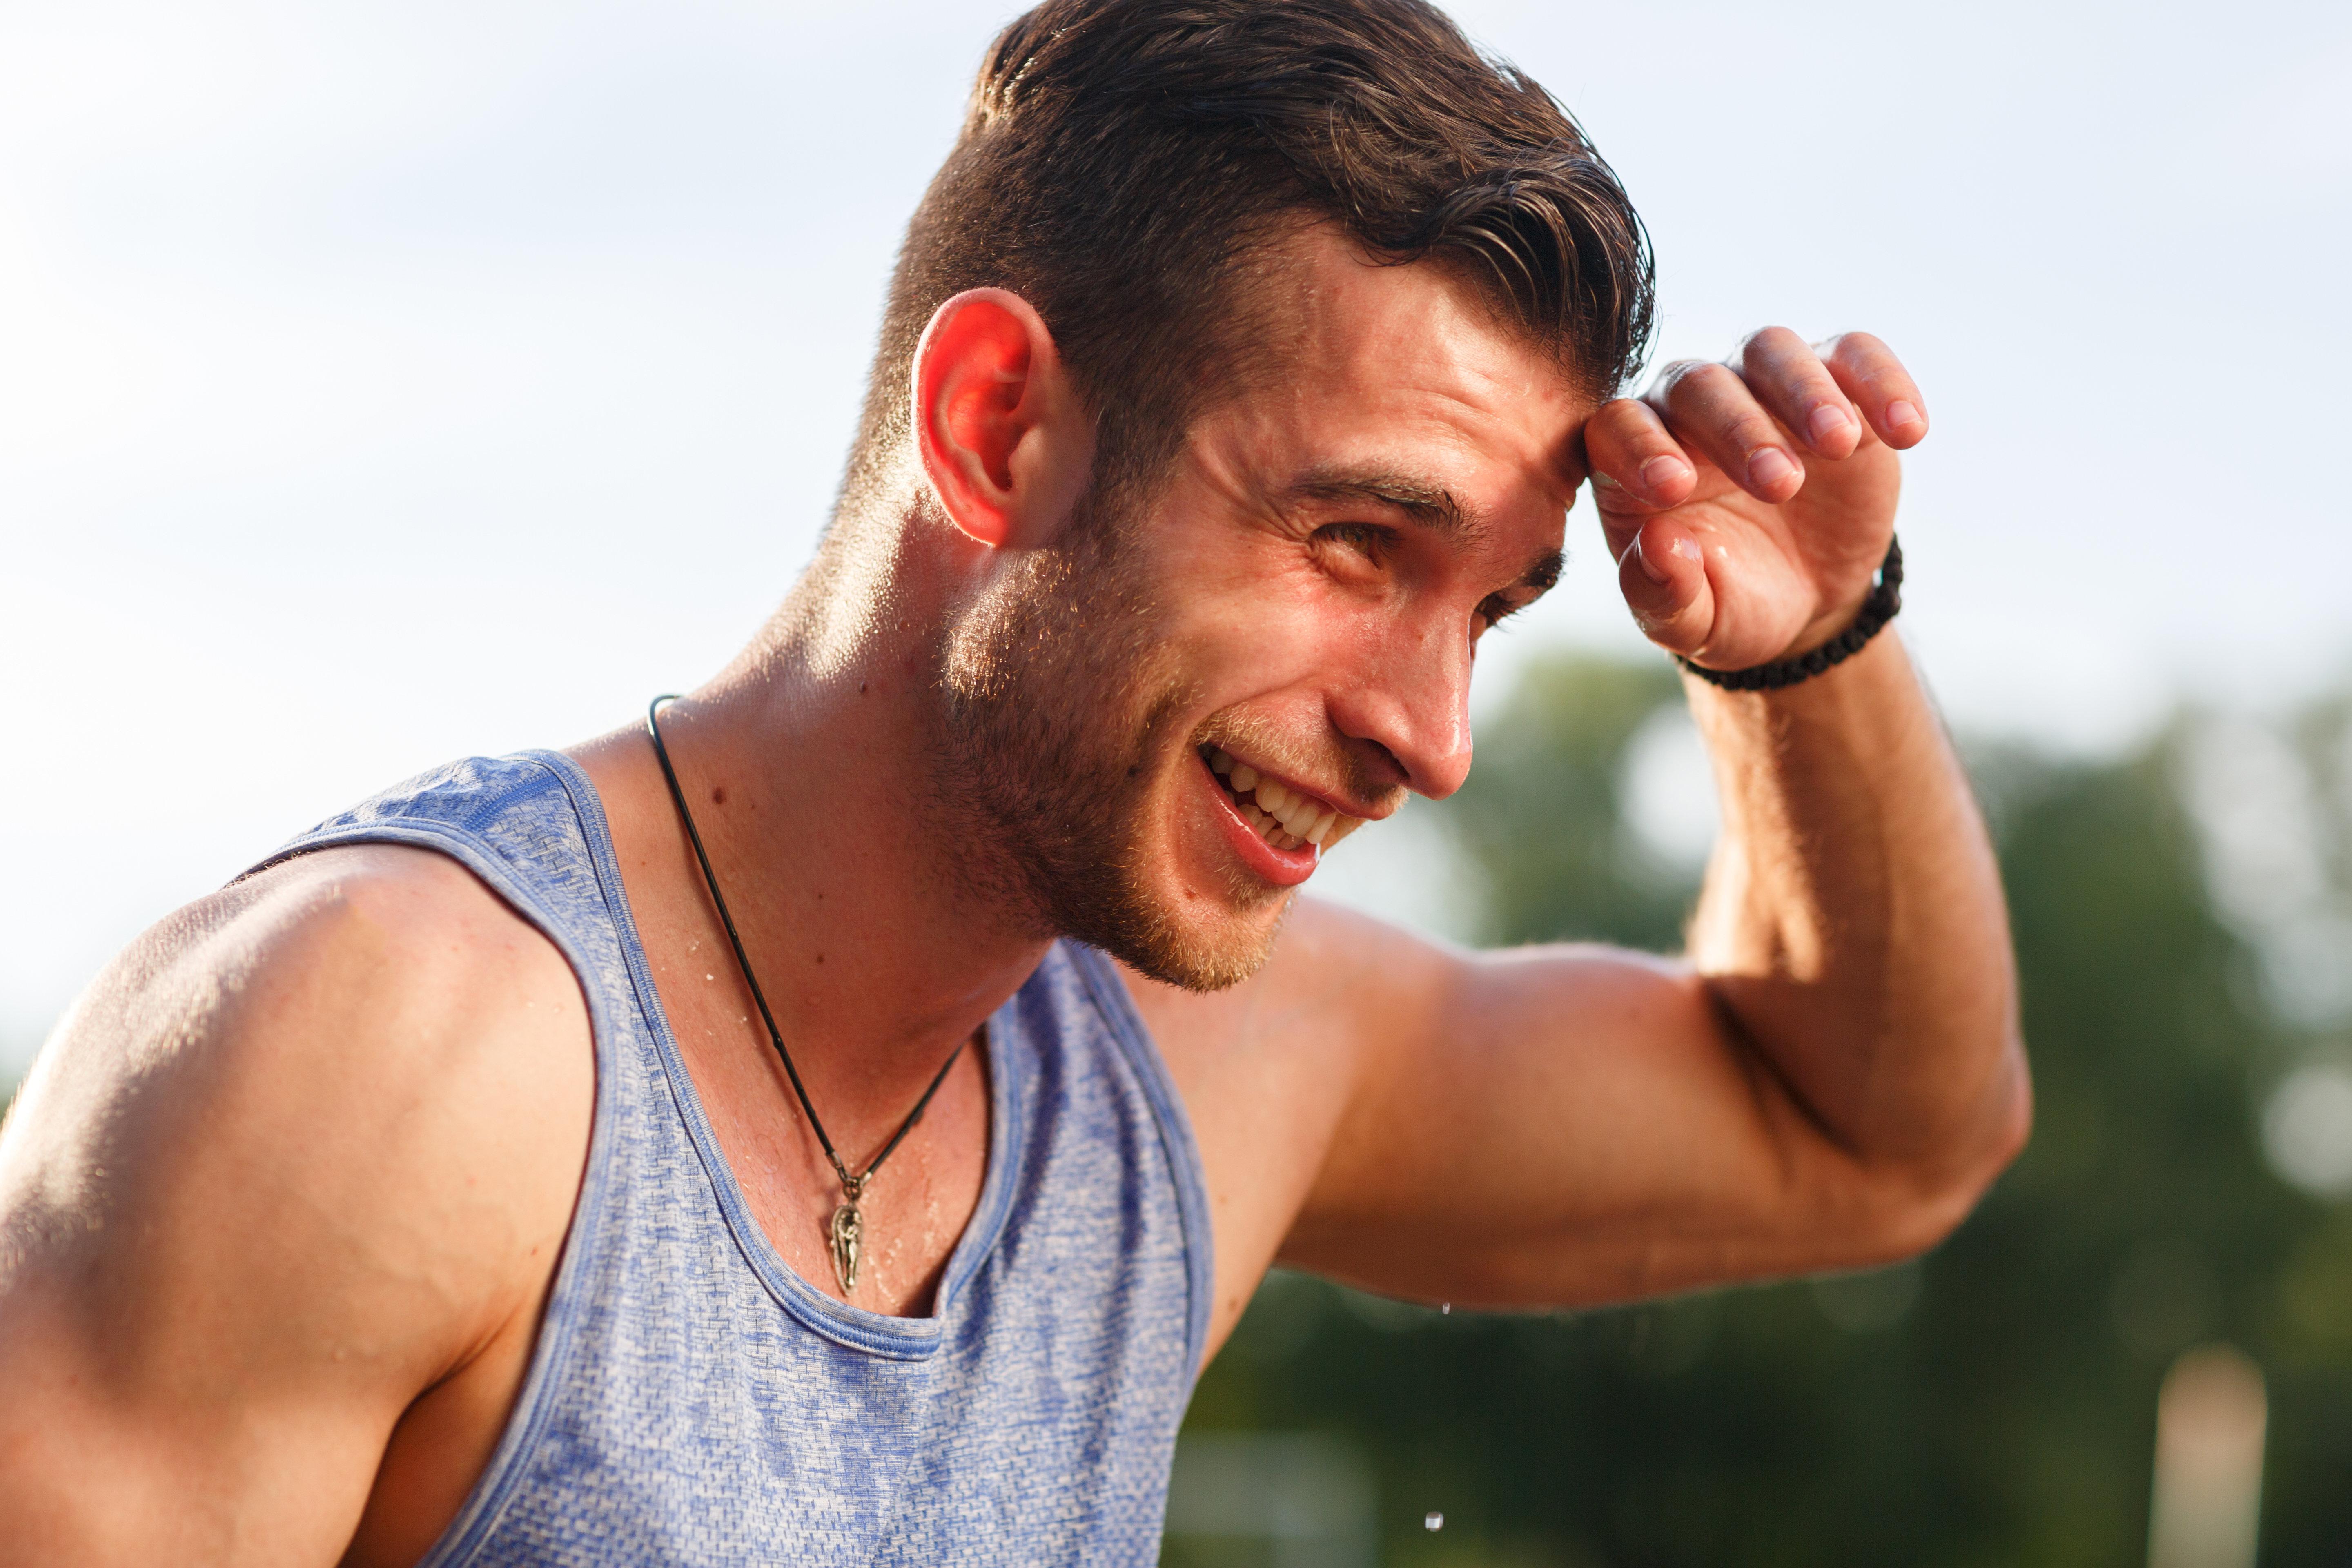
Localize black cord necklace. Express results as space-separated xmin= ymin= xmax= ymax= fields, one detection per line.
xmin=646 ymin=696 xmax=968 ymax=1298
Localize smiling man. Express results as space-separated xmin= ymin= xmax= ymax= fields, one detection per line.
xmin=0 ymin=1 xmax=2028 ymax=1563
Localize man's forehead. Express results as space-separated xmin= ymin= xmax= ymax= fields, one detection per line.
xmin=1235 ymin=223 xmax=1595 ymax=499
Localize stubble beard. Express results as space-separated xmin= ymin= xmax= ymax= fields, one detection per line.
xmin=932 ymin=499 xmax=1290 ymax=992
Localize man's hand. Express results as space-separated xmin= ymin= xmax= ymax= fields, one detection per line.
xmin=1584 ymin=329 xmax=1928 ymax=670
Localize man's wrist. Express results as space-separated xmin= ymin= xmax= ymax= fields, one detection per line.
xmin=1677 ymin=537 xmax=1904 ymax=693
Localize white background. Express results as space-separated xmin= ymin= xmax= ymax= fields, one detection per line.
xmin=4 ymin=0 xmax=2347 ymax=1073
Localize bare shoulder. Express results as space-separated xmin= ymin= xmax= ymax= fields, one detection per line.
xmin=1137 ymin=891 xmax=1711 ymax=1100
xmin=1126 ymin=898 xmax=1725 ymax=1345
xmin=1130 ymin=894 xmax=1463 ymax=1053
xmin=0 ymin=844 xmax=592 ymax=1562
xmin=5 ymin=843 xmax=592 ymax=1245
xmin=1120 ymin=895 xmax=1469 ymax=1349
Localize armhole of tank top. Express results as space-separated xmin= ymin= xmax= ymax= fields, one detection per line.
xmin=1067 ymin=944 xmax=1217 ymax=1385
xmin=244 ymin=789 xmax=621 ymax=1568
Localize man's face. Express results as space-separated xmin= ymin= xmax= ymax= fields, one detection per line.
xmin=942 ymin=225 xmax=1591 ymax=989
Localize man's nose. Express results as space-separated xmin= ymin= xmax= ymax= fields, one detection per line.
xmin=1325 ymin=619 xmax=1476 ymax=802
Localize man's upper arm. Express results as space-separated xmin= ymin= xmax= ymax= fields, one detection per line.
xmin=1148 ymin=895 xmax=2009 ymax=1322
xmin=1272 ymin=912 xmax=1878 ymax=1305
xmin=0 ymin=846 xmax=591 ymax=1566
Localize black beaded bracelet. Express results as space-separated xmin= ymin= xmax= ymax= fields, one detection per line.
xmin=1676 ymin=536 xmax=1904 ymax=692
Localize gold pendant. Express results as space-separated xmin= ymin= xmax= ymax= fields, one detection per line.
xmin=829 ymin=1200 xmax=864 ymax=1295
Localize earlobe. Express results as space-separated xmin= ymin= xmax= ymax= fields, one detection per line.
xmin=911 ymin=288 xmax=1085 ymax=551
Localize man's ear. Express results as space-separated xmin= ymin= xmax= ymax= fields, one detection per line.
xmin=911 ymin=288 xmax=1092 ymax=549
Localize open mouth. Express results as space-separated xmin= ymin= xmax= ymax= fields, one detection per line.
xmin=1200 ymin=746 xmax=1366 ymax=854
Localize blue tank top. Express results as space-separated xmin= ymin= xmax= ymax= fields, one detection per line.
xmin=253 ymin=751 xmax=1214 ymax=1566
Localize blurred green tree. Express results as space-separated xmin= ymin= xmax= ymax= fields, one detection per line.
xmin=1175 ymin=652 xmax=2352 ymax=1568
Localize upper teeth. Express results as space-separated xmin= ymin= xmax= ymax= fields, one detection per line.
xmin=1205 ymin=748 xmax=1366 ymax=853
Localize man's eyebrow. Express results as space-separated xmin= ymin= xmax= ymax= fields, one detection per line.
xmin=1288 ymin=470 xmax=1471 ymax=533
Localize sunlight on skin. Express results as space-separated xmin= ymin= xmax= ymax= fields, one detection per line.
xmin=1103 ymin=227 xmax=1592 ymax=960
xmin=0 ymin=156 xmax=2021 ymax=1568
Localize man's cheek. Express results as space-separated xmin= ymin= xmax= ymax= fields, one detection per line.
xmin=1172 ymin=604 xmax=1350 ymax=700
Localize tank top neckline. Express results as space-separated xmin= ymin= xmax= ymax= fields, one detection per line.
xmin=529 ymin=747 xmax=1027 ymax=1361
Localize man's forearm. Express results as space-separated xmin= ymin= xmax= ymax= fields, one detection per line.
xmin=1686 ymin=631 xmax=2028 ymax=1185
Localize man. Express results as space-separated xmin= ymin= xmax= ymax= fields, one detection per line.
xmin=0 ymin=0 xmax=2027 ymax=1561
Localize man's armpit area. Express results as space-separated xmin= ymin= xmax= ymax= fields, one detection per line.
xmin=0 ymin=844 xmax=594 ymax=1563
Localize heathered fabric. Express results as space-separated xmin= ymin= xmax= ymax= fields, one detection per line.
xmin=252 ymin=751 xmax=1213 ymax=1566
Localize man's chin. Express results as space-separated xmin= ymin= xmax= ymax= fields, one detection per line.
xmin=1085 ymin=886 xmax=1295 ymax=994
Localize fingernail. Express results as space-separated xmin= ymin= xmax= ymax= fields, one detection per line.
xmin=1631 ymin=532 xmax=1670 ymax=586
xmin=1806 ymin=404 xmax=1851 ymax=445
xmin=1747 ymin=447 xmax=1798 ymax=490
xmin=1640 ymin=455 xmax=1688 ymax=495
xmin=1886 ymin=399 xmax=1923 ymax=429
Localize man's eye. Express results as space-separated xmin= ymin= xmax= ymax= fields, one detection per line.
xmin=1313 ymin=523 xmax=1388 ymax=561
xmin=1475 ymin=594 xmax=1528 ymax=635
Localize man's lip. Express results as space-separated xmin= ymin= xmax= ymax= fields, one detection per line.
xmin=1197 ymin=750 xmax=1319 ymax=886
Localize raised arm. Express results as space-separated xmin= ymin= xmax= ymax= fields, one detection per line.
xmin=1283 ymin=636 xmax=2022 ymax=1307
xmin=1143 ymin=331 xmax=2027 ymax=1331
xmin=0 ymin=846 xmax=590 ymax=1567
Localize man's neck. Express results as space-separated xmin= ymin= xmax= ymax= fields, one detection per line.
xmin=581 ymin=554 xmax=1054 ymax=1122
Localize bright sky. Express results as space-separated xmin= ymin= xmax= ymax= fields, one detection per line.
xmin=4 ymin=0 xmax=2347 ymax=1069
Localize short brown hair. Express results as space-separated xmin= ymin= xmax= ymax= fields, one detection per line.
xmin=837 ymin=0 xmax=1654 ymax=521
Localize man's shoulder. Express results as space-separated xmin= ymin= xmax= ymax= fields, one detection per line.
xmin=41 ymin=840 xmax=588 ymax=1109
xmin=1117 ymin=895 xmax=1465 ymax=1207
xmin=1125 ymin=893 xmax=1463 ymax=1058
xmin=2 ymin=842 xmax=593 ymax=1392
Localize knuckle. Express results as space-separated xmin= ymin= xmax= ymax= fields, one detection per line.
xmin=1829 ymin=329 xmax=1890 ymax=363
xmin=1739 ymin=324 xmax=1804 ymax=361
xmin=1650 ymin=358 xmax=1715 ymax=396
xmin=1666 ymin=361 xmax=1740 ymax=404
xmin=1587 ymin=398 xmax=1658 ymax=452
xmin=1591 ymin=395 xmax=1648 ymax=431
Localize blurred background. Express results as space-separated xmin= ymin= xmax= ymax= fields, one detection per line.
xmin=2 ymin=0 xmax=2347 ymax=1561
